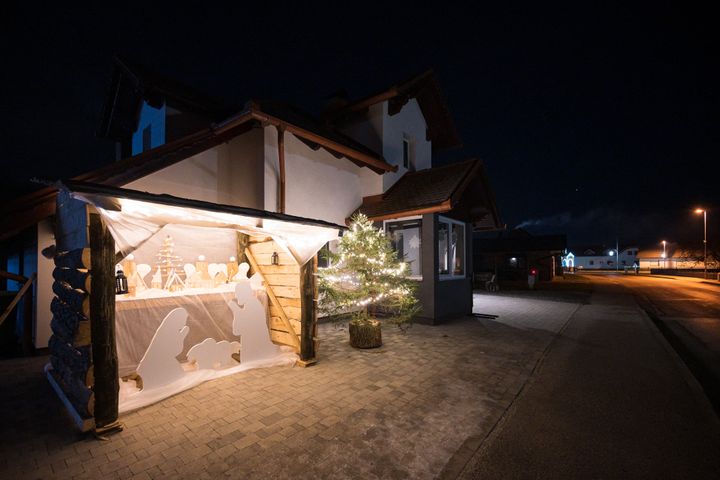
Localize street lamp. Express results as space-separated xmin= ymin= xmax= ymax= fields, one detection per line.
xmin=695 ymin=209 xmax=707 ymax=279
xmin=661 ymin=240 xmax=667 ymax=269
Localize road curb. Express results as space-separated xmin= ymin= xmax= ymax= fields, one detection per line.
xmin=438 ymin=302 xmax=582 ymax=479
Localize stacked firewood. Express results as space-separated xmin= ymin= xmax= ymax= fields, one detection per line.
xmin=48 ymin=247 xmax=94 ymax=419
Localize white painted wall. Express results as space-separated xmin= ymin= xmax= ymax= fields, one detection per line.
xmin=35 ymin=219 xmax=55 ymax=348
xmin=381 ymin=99 xmax=431 ymax=191
xmin=264 ymin=127 xmax=370 ymax=226
xmin=125 ymin=129 xmax=265 ymax=209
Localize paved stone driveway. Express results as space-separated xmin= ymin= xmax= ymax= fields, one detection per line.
xmin=0 ymin=291 xmax=580 ymax=479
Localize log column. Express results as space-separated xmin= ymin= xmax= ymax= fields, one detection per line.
xmin=88 ymin=214 xmax=119 ymax=428
xmin=298 ymin=256 xmax=318 ymax=365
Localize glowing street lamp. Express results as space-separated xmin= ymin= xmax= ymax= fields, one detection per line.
xmin=661 ymin=240 xmax=667 ymax=269
xmin=694 ymin=209 xmax=707 ymax=279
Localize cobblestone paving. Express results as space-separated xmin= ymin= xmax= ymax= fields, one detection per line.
xmin=0 ymin=293 xmax=579 ymax=479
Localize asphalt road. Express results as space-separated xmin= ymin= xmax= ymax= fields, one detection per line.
xmin=458 ymin=274 xmax=720 ymax=479
xmin=590 ymin=272 xmax=720 ymax=415
xmin=611 ymin=272 xmax=720 ymax=350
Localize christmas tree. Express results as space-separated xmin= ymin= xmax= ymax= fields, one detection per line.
xmin=155 ymin=235 xmax=185 ymax=290
xmin=318 ymin=214 xmax=419 ymax=330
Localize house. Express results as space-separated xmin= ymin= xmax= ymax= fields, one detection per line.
xmin=473 ymin=229 xmax=566 ymax=284
xmin=1 ymin=58 xmax=503 ymax=358
xmin=564 ymin=245 xmax=638 ymax=270
xmin=0 ymin=60 xmax=502 ymax=432
xmin=636 ymin=243 xmax=713 ymax=270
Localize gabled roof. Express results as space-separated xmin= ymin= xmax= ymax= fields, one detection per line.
xmin=354 ymin=159 xmax=502 ymax=230
xmin=325 ymin=70 xmax=462 ymax=151
xmin=98 ymin=56 xmax=236 ymax=141
xmin=2 ymin=102 xmax=397 ymax=240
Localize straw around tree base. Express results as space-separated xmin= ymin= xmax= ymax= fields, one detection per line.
xmin=349 ymin=318 xmax=382 ymax=349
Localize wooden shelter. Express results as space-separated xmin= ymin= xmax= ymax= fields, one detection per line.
xmin=48 ymin=181 xmax=342 ymax=432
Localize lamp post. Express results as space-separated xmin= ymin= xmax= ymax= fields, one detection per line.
xmin=695 ymin=209 xmax=707 ymax=279
xmin=661 ymin=240 xmax=667 ymax=269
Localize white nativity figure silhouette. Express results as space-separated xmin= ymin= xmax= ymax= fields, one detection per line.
xmin=137 ymin=308 xmax=189 ymax=390
xmin=187 ymin=338 xmax=241 ymax=369
xmin=228 ymin=281 xmax=279 ymax=363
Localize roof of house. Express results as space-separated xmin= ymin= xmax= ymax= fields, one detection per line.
xmin=568 ymin=245 xmax=611 ymax=256
xmin=325 ymin=69 xmax=462 ymax=151
xmin=98 ymin=56 xmax=236 ymax=141
xmin=353 ymin=159 xmax=502 ymax=229
xmin=1 ymin=101 xmax=397 ymax=240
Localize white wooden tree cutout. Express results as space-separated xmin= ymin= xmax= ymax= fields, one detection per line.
xmin=228 ymin=282 xmax=279 ymax=363
xmin=187 ymin=339 xmax=241 ymax=369
xmin=137 ymin=308 xmax=189 ymax=390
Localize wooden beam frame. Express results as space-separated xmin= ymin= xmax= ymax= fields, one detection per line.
xmin=0 ymin=273 xmax=35 ymax=327
xmin=243 ymin=248 xmax=301 ymax=352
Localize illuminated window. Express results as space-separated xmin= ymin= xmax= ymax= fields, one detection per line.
xmin=386 ymin=219 xmax=422 ymax=277
xmin=438 ymin=216 xmax=465 ymax=279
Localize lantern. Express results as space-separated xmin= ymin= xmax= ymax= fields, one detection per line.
xmin=271 ymin=251 xmax=279 ymax=265
xmin=115 ymin=270 xmax=129 ymax=295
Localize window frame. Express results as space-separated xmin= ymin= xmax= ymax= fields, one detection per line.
xmin=438 ymin=216 xmax=466 ymax=281
xmin=383 ymin=215 xmax=423 ymax=280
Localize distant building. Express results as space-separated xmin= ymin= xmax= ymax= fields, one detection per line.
xmin=474 ymin=229 xmax=566 ymax=283
xmin=563 ymin=245 xmax=638 ymax=270
xmin=636 ymin=243 xmax=715 ymax=270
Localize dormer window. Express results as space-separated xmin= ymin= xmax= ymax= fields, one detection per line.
xmin=402 ymin=134 xmax=414 ymax=171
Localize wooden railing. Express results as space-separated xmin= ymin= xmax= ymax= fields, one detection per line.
xmin=0 ymin=270 xmax=36 ymax=355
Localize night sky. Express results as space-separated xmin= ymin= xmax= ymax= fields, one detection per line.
xmin=3 ymin=3 xmax=717 ymax=248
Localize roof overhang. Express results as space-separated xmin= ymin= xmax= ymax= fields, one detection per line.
xmin=64 ymin=181 xmax=344 ymax=266
xmin=353 ymin=159 xmax=503 ymax=231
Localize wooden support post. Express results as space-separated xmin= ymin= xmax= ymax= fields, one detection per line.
xmin=277 ymin=126 xmax=286 ymax=214
xmin=22 ymin=283 xmax=34 ymax=355
xmin=88 ymin=214 xmax=120 ymax=430
xmin=298 ymin=256 xmax=318 ymax=366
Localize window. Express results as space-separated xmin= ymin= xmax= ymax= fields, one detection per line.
xmin=318 ymin=242 xmax=331 ymax=269
xmin=402 ymin=135 xmax=414 ymax=170
xmin=385 ymin=219 xmax=422 ymax=277
xmin=589 ymin=260 xmax=594 ymax=266
xmin=142 ymin=125 xmax=152 ymax=152
xmin=438 ymin=216 xmax=465 ymax=279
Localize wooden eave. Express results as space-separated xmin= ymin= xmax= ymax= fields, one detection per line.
xmin=214 ymin=104 xmax=396 ymax=174
xmin=358 ymin=200 xmax=453 ymax=224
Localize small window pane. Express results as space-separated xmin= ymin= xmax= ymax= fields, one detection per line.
xmin=402 ymin=139 xmax=410 ymax=169
xmin=452 ymin=223 xmax=464 ymax=275
xmin=438 ymin=222 xmax=449 ymax=275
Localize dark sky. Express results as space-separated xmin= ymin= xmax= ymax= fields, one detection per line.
xmin=2 ymin=3 xmax=717 ymax=248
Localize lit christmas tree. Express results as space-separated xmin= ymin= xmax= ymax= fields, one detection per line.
xmin=318 ymin=214 xmax=419 ymax=345
xmin=155 ymin=235 xmax=185 ymax=291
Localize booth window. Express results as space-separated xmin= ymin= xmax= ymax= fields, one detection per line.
xmin=438 ymin=216 xmax=465 ymax=279
xmin=385 ymin=218 xmax=422 ymax=278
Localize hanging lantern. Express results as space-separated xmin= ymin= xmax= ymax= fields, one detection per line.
xmin=271 ymin=251 xmax=279 ymax=265
xmin=115 ymin=270 xmax=129 ymax=295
